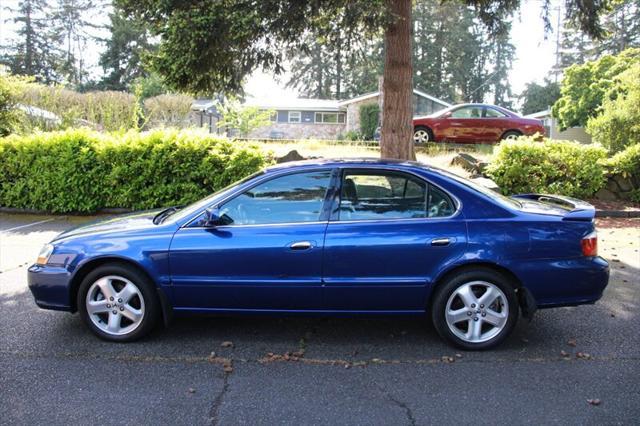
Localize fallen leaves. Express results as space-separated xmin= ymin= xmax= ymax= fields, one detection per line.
xmin=220 ymin=341 xmax=234 ymax=348
xmin=576 ymin=352 xmax=592 ymax=360
xmin=188 ymin=387 xmax=196 ymax=394
xmin=587 ymin=398 xmax=601 ymax=406
xmin=441 ymin=356 xmax=455 ymax=364
xmin=567 ymin=339 xmax=577 ymax=347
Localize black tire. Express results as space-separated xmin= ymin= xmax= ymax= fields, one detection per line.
xmin=430 ymin=268 xmax=519 ymax=350
xmin=77 ymin=263 xmax=160 ymax=342
xmin=501 ymin=130 xmax=522 ymax=141
xmin=413 ymin=126 xmax=434 ymax=144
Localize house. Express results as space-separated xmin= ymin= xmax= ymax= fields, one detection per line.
xmin=525 ymin=109 xmax=592 ymax=144
xmin=339 ymin=88 xmax=451 ymax=136
xmin=244 ymin=98 xmax=345 ymax=139
xmin=245 ymin=88 xmax=450 ymax=140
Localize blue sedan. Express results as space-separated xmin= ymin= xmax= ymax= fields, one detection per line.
xmin=28 ymin=159 xmax=609 ymax=349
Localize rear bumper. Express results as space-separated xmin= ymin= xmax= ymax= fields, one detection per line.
xmin=504 ymin=256 xmax=609 ymax=308
xmin=27 ymin=264 xmax=73 ymax=311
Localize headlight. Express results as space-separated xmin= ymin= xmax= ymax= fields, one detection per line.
xmin=36 ymin=244 xmax=54 ymax=266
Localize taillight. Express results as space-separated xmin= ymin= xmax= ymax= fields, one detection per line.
xmin=581 ymin=231 xmax=598 ymax=257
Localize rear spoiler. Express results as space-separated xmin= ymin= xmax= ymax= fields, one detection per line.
xmin=511 ymin=194 xmax=595 ymax=221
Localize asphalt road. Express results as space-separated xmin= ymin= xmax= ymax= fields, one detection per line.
xmin=1 ymin=213 xmax=639 ymax=425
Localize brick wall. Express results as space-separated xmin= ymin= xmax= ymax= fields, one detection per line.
xmin=247 ymin=122 xmax=346 ymax=139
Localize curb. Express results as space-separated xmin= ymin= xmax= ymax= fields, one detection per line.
xmin=0 ymin=207 xmax=133 ymax=216
xmin=595 ymin=209 xmax=640 ymax=218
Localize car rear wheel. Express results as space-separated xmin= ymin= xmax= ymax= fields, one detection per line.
xmin=431 ymin=268 xmax=519 ymax=350
xmin=77 ymin=263 xmax=159 ymax=342
xmin=413 ymin=126 xmax=433 ymax=144
xmin=501 ymin=130 xmax=521 ymax=141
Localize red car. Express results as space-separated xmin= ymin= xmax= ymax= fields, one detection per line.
xmin=413 ymin=104 xmax=545 ymax=144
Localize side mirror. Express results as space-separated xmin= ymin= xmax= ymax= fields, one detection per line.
xmin=203 ymin=207 xmax=221 ymax=227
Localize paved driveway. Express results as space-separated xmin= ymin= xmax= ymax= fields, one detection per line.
xmin=1 ymin=214 xmax=639 ymax=425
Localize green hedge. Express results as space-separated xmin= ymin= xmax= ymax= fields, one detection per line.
xmin=486 ymin=137 xmax=608 ymax=198
xmin=0 ymin=128 xmax=270 ymax=213
xmin=605 ymin=143 xmax=640 ymax=201
xmin=605 ymin=143 xmax=640 ymax=178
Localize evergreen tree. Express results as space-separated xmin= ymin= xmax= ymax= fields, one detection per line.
xmin=558 ymin=0 xmax=639 ymax=69
xmin=0 ymin=0 xmax=63 ymax=83
xmin=489 ymin=25 xmax=516 ymax=108
xmin=98 ymin=5 xmax=154 ymax=91
xmin=287 ymin=0 xmax=515 ymax=106
xmin=50 ymin=0 xmax=99 ymax=86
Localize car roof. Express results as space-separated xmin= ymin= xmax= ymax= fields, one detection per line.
xmin=265 ymin=157 xmax=431 ymax=172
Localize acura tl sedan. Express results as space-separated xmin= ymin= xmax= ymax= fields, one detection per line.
xmin=413 ymin=103 xmax=546 ymax=144
xmin=28 ymin=159 xmax=609 ymax=350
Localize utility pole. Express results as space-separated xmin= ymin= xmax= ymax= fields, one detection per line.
xmin=553 ymin=5 xmax=562 ymax=83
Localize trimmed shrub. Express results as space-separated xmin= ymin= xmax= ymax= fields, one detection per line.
xmin=0 ymin=74 xmax=29 ymax=136
xmin=359 ymin=103 xmax=380 ymax=141
xmin=18 ymin=84 xmax=136 ymax=131
xmin=342 ymin=130 xmax=363 ymax=141
xmin=144 ymin=93 xmax=192 ymax=128
xmin=486 ymin=137 xmax=608 ymax=198
xmin=0 ymin=128 xmax=270 ymax=213
xmin=605 ymin=143 xmax=640 ymax=201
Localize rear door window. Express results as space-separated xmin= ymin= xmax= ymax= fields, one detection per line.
xmin=338 ymin=170 xmax=455 ymax=220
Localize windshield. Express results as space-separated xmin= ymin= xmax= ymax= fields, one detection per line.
xmin=162 ymin=171 xmax=265 ymax=223
xmin=420 ymin=165 xmax=521 ymax=209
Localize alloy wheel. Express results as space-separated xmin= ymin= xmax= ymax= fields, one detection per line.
xmin=85 ymin=275 xmax=146 ymax=336
xmin=413 ymin=129 xmax=430 ymax=143
xmin=444 ymin=281 xmax=508 ymax=344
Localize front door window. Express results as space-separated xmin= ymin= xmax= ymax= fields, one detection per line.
xmin=218 ymin=171 xmax=332 ymax=225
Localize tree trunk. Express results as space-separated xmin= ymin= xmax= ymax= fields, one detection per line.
xmin=380 ymin=0 xmax=415 ymax=160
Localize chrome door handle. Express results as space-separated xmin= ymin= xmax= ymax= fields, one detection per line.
xmin=290 ymin=241 xmax=312 ymax=250
xmin=431 ymin=237 xmax=452 ymax=246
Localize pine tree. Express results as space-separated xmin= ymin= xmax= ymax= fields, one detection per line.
xmin=50 ymin=0 xmax=98 ymax=86
xmin=558 ymin=0 xmax=639 ymax=69
xmin=0 ymin=0 xmax=63 ymax=83
xmin=98 ymin=5 xmax=154 ymax=91
xmin=490 ymin=25 xmax=516 ymax=108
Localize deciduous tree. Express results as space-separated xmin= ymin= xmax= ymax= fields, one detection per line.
xmin=519 ymin=79 xmax=561 ymax=115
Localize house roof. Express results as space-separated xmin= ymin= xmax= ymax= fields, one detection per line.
xmin=525 ymin=109 xmax=552 ymax=119
xmin=244 ymin=97 xmax=342 ymax=112
xmin=338 ymin=88 xmax=451 ymax=107
xmin=191 ymin=99 xmax=217 ymax=112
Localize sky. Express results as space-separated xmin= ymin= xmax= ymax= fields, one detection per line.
xmin=1 ymin=0 xmax=561 ymax=105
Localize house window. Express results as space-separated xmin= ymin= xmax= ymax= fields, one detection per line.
xmin=314 ymin=112 xmax=346 ymax=124
xmin=288 ymin=111 xmax=301 ymax=123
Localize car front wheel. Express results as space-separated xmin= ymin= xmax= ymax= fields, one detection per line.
xmin=77 ymin=263 xmax=159 ymax=342
xmin=413 ymin=127 xmax=432 ymax=144
xmin=431 ymin=268 xmax=519 ymax=350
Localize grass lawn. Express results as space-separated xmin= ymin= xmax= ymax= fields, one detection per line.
xmin=247 ymin=140 xmax=495 ymax=178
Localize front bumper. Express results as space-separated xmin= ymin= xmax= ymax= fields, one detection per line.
xmin=27 ymin=264 xmax=73 ymax=311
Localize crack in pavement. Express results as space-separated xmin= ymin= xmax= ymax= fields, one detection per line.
xmin=209 ymin=369 xmax=231 ymax=426
xmin=387 ymin=395 xmax=417 ymax=426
